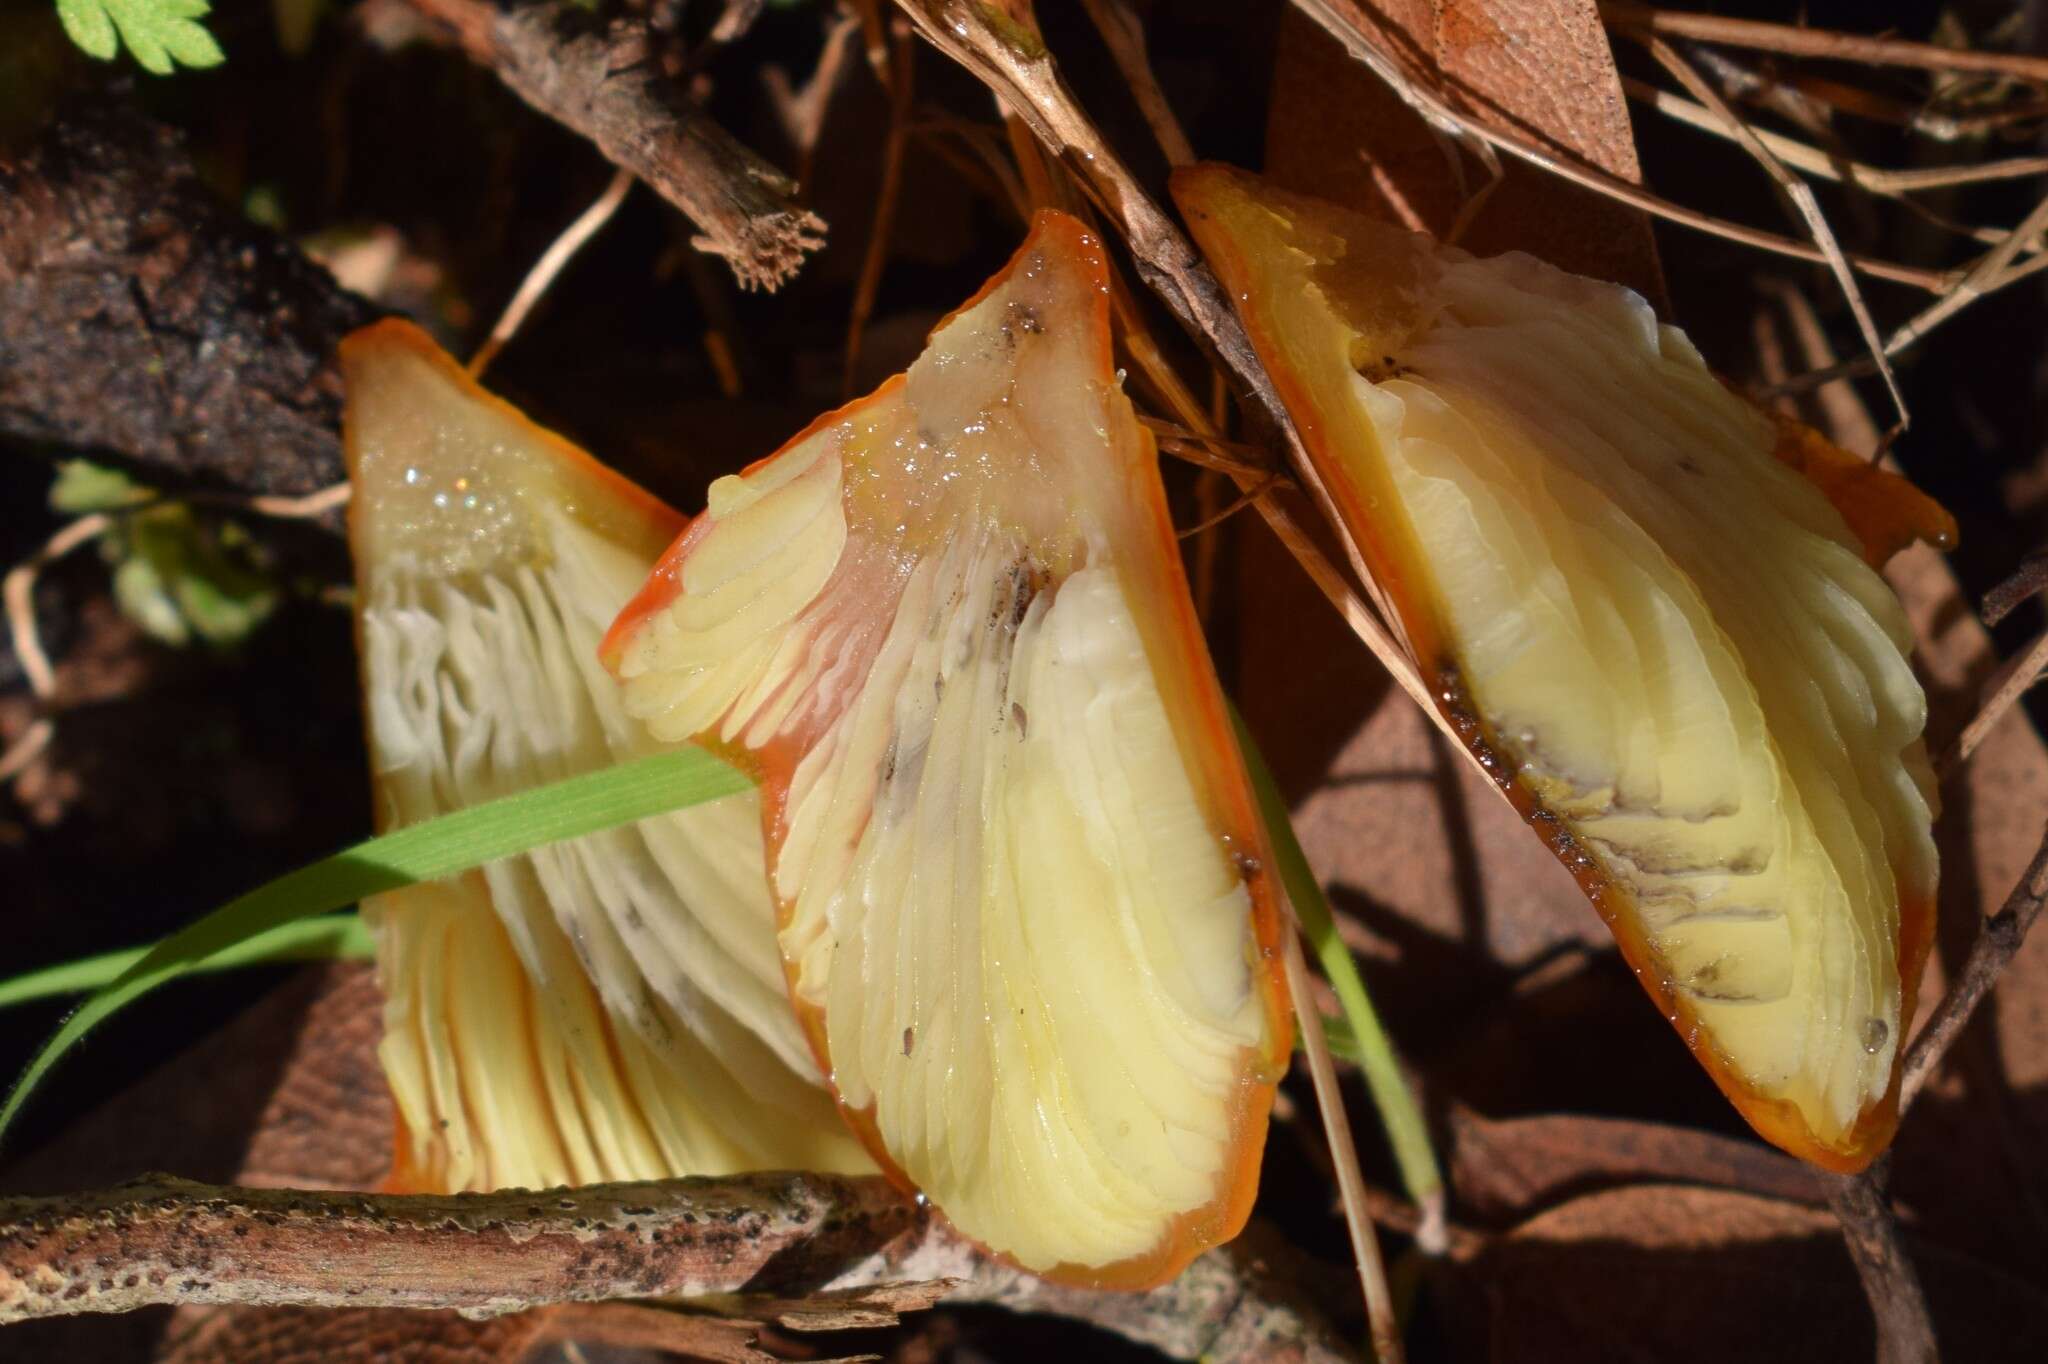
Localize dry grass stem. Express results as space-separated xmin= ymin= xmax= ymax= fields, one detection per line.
xmin=1281 ymin=925 xmax=1407 ymax=1364
xmin=1883 ymin=192 xmax=2048 ymax=355
xmin=1982 ymin=553 xmax=2048 ymax=627
xmin=1944 ymin=630 xmax=2048 ymax=777
xmin=0 ymin=717 xmax=54 ymax=787
xmin=1080 ymin=0 xmax=1197 ymax=166
xmin=1602 ymin=3 xmax=2048 ymax=83
xmin=4 ymin=516 xmax=114 ymax=704
xmin=1287 ymin=0 xmax=1949 ymax=292
xmin=222 ymin=484 xmax=356 ymax=520
xmin=844 ymin=19 xmax=917 ymax=397
xmin=0 ymin=515 xmax=113 ymax=788
xmin=1176 ymin=472 xmax=1281 ymax=540
xmin=892 ymin=0 xmax=1308 ymax=435
xmin=1760 ymin=190 xmax=2048 ymax=401
xmin=1632 ymin=33 xmax=1908 ymax=435
xmin=700 ymin=0 xmax=769 ymax=64
xmin=470 ymin=167 xmax=637 ymax=379
xmin=762 ymin=8 xmax=863 ymax=187
xmin=1620 ymin=77 xmax=2048 ymax=199
xmin=1902 ymin=816 xmax=2048 ymax=1110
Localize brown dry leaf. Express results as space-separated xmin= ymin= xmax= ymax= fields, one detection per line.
xmin=1466 ymin=1184 xmax=2048 ymax=1363
xmin=154 ymin=1305 xmax=552 ymax=1364
xmin=1446 ymin=1111 xmax=1822 ymax=1227
xmin=1264 ymin=0 xmax=1663 ymax=302
xmin=154 ymin=1299 xmax=794 ymax=1364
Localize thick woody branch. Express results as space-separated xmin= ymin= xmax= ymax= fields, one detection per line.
xmin=0 ymin=103 xmax=376 ymax=496
xmin=1825 ymin=1164 xmax=1939 ymax=1364
xmin=401 ymin=0 xmax=825 ymax=290
xmin=0 ymin=1173 xmax=1355 ymax=1363
xmin=0 ymin=1172 xmax=915 ymax=1322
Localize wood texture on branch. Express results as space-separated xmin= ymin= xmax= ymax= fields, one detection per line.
xmin=400 ymin=0 xmax=824 ymax=290
xmin=0 ymin=1172 xmax=1357 ymax=1363
xmin=0 ymin=103 xmax=376 ymax=496
xmin=1826 ymin=1163 xmax=1939 ymax=1364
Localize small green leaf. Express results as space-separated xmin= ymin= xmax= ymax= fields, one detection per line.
xmin=54 ymin=0 xmax=225 ymax=73
xmin=54 ymin=0 xmax=119 ymax=60
xmin=49 ymin=460 xmax=146 ymax=516
xmin=0 ymin=913 xmax=373 ymax=1010
xmin=0 ymin=746 xmax=752 ymax=1147
xmin=106 ymin=505 xmax=280 ymax=648
xmin=158 ymin=13 xmax=224 ymax=68
xmin=112 ymin=551 xmax=190 ymax=645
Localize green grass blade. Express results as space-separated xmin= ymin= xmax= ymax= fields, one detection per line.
xmin=0 ymin=746 xmax=749 ymax=1147
xmin=0 ymin=913 xmax=374 ymax=1010
xmin=1231 ymin=704 xmax=1445 ymax=1214
xmin=1315 ymin=1010 xmax=1366 ymax=1068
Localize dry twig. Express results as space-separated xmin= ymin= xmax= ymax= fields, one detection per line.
xmin=891 ymin=0 xmax=1442 ymax=719
xmin=1080 ymin=0 xmax=1196 ymax=167
xmin=0 ymin=480 xmax=357 ymax=788
xmin=0 ymin=516 xmax=113 ymax=785
xmin=0 ymin=1173 xmax=1355 ymax=1362
xmin=470 ymin=167 xmax=637 ymax=378
xmin=1902 ymin=816 xmax=2048 ymax=1111
xmin=1280 ymin=929 xmax=1407 ymax=1364
xmin=1621 ymin=77 xmax=2048 ymax=200
xmin=1762 ymin=190 xmax=2048 ymax=400
xmin=843 ymin=18 xmax=917 ymax=397
xmin=401 ymin=0 xmax=825 ymax=289
xmin=1826 ymin=1163 xmax=1939 ymax=1364
xmin=1285 ymin=0 xmax=1948 ymax=293
xmin=761 ymin=8 xmax=863 ymax=189
xmin=1944 ymin=629 xmax=2048 ymax=777
xmin=891 ymin=1 xmax=1303 ymax=436
xmin=1601 ymin=3 xmax=2048 ymax=84
xmin=1630 ymin=32 xmax=1907 ymax=436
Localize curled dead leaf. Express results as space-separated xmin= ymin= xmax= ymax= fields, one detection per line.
xmin=1469 ymin=1184 xmax=2048 ymax=1363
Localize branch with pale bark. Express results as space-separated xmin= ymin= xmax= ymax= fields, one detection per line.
xmin=0 ymin=1172 xmax=1356 ymax=1363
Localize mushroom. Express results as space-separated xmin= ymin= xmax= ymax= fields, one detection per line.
xmin=341 ymin=320 xmax=872 ymax=1193
xmin=1174 ymin=164 xmax=1947 ymax=1171
xmin=601 ymin=212 xmax=1291 ymax=1285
